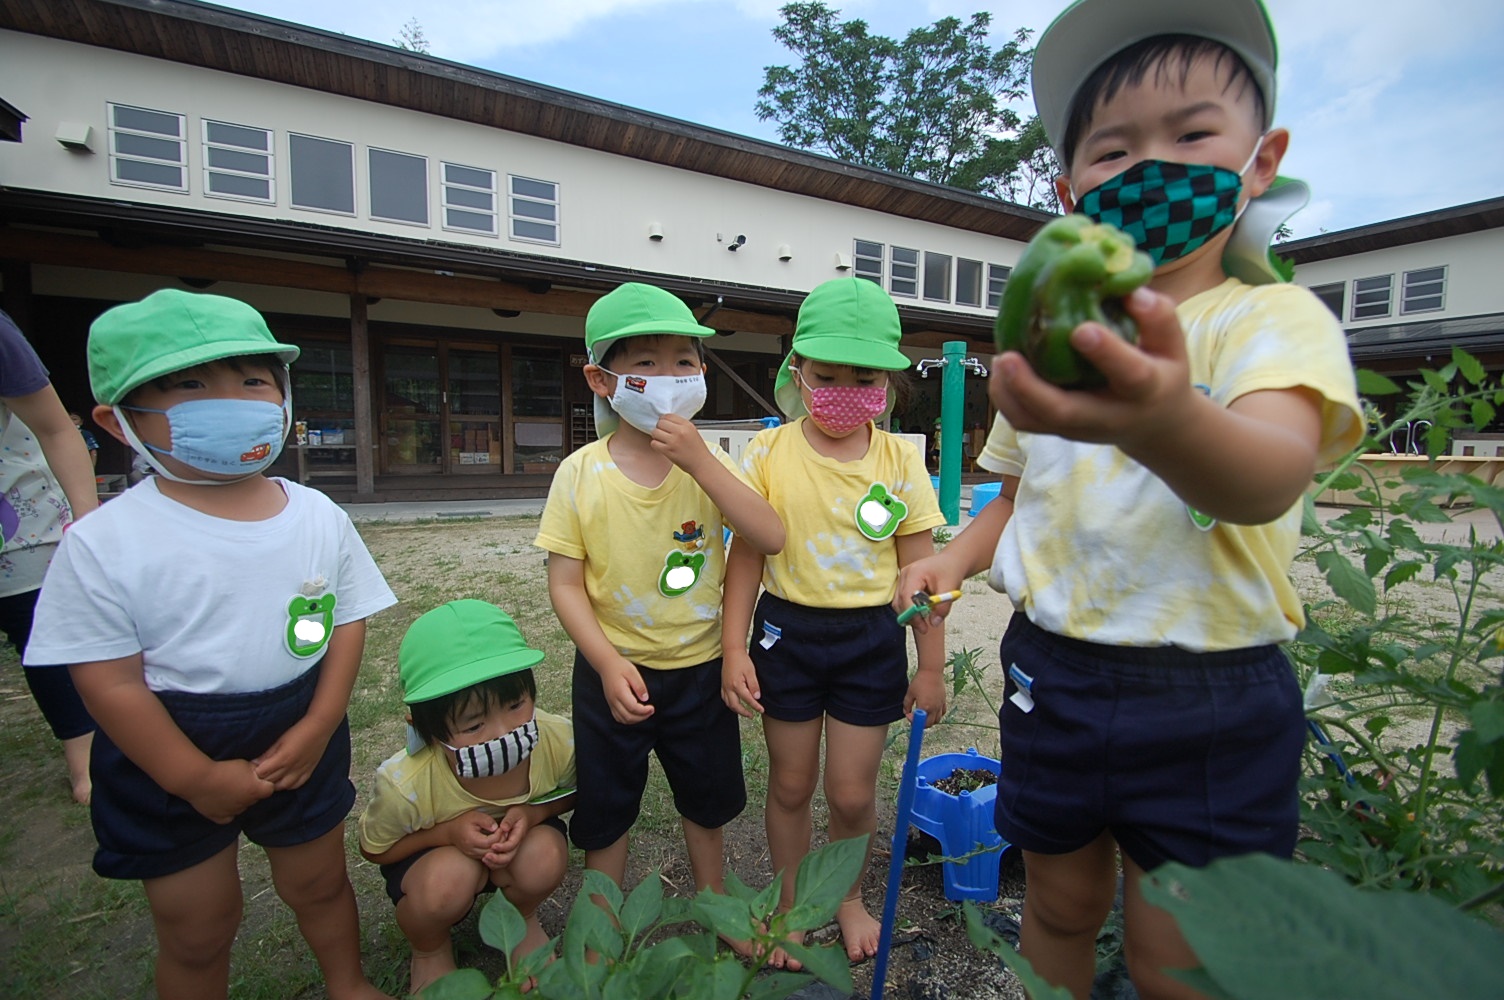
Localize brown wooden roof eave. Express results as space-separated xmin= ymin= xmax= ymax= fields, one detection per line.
xmin=0 ymin=0 xmax=1054 ymax=242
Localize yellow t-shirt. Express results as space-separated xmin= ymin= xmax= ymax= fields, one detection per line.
xmin=534 ymin=436 xmax=742 ymax=670
xmin=357 ymin=710 xmax=575 ymax=857
xmin=980 ymin=278 xmax=1363 ymax=651
xmin=741 ymin=419 xmax=944 ymax=608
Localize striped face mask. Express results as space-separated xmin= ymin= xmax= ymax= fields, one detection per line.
xmin=441 ymin=716 xmax=539 ymax=779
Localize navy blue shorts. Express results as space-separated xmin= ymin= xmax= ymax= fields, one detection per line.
xmin=90 ymin=664 xmax=355 ymax=880
xmin=994 ymin=615 xmax=1305 ymax=872
xmin=379 ymin=815 xmax=568 ymax=905
xmin=569 ymin=653 xmax=745 ymax=851
xmin=749 ymin=592 xmax=907 ymax=727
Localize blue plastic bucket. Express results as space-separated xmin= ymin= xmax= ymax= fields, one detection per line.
xmin=969 ymin=482 xmax=1002 ymax=516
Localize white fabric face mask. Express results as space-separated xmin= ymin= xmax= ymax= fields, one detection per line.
xmin=598 ymin=370 xmax=707 ymax=433
xmin=440 ymin=716 xmax=539 ymax=779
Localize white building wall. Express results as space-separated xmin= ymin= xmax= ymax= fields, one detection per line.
xmin=1293 ymin=228 xmax=1504 ymax=326
xmin=0 ymin=31 xmax=1025 ymax=316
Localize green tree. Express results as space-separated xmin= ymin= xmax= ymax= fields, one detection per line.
xmin=756 ymin=2 xmax=1057 ymax=209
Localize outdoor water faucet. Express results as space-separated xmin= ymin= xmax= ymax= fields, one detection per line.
xmin=961 ymin=357 xmax=989 ymax=377
xmin=915 ymin=358 xmax=947 ymax=379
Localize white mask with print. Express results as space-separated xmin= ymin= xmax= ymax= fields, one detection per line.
xmin=599 ymin=370 xmax=707 ymax=433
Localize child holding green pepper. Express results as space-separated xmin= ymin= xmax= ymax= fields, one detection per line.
xmin=898 ymin=1 xmax=1363 ymax=997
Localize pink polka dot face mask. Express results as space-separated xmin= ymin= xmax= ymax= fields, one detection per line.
xmin=793 ymin=367 xmax=889 ymax=435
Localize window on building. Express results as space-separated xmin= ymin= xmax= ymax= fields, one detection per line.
xmin=923 ymin=252 xmax=952 ymax=303
xmin=289 ymin=133 xmax=355 ymax=214
xmin=1351 ymin=274 xmax=1393 ymax=321
xmin=369 ymin=148 xmax=428 ymax=225
xmin=442 ymin=162 xmax=497 ymax=235
xmin=890 ymin=246 xmax=919 ymax=298
xmin=1401 ymin=266 xmax=1446 ymax=315
xmin=1310 ymin=281 xmax=1345 ymax=319
xmin=108 ymin=103 xmax=186 ymax=192
xmin=509 ymin=175 xmax=559 ymax=244
xmin=854 ymin=240 xmax=884 ymax=284
xmin=956 ymin=258 xmax=983 ymax=307
xmin=202 ymin=120 xmax=273 ymax=203
xmin=986 ymin=264 xmax=1011 ymax=310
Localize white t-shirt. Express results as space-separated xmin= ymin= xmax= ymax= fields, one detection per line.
xmin=25 ymin=477 xmax=396 ymax=694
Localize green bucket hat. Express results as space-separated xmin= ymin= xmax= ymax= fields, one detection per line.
xmin=399 ymin=600 xmax=545 ymax=705
xmin=89 ymin=289 xmax=300 ymax=405
xmin=585 ymin=282 xmax=715 ymax=437
xmin=774 ymin=278 xmax=911 ymax=419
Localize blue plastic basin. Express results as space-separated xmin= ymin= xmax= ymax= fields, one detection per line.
xmin=969 ymin=482 xmax=1002 ymax=516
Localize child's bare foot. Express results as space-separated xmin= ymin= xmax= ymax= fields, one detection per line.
xmin=410 ymin=944 xmax=457 ymax=998
xmin=768 ymin=929 xmax=805 ymax=971
xmin=62 ymin=732 xmax=92 ymax=804
xmin=510 ymin=914 xmax=552 ymax=993
xmin=835 ymin=896 xmax=880 ymax=964
xmin=718 ymin=931 xmax=757 ymax=962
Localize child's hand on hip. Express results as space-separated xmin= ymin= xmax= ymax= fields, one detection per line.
xmin=989 ymin=287 xmax=1198 ymax=449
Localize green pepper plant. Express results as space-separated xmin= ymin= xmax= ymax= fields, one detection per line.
xmin=418 ymin=835 xmax=866 ymax=1000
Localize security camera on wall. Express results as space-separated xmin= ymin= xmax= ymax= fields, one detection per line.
xmin=727 ymin=234 xmax=747 ymax=251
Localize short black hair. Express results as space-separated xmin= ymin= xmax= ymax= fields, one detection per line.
xmin=1062 ymin=34 xmax=1265 ymax=168
xmin=598 ymin=334 xmax=706 ymax=371
xmin=124 ymin=354 xmax=285 ymax=404
xmin=407 ymin=669 xmax=537 ymax=747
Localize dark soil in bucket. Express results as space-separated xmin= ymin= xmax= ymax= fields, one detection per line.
xmin=931 ymin=766 xmax=999 ymax=795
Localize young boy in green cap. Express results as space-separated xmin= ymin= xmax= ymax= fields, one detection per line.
xmin=720 ymin=276 xmax=947 ymax=968
xmin=898 ymin=2 xmax=1363 ymax=997
xmin=535 ymin=282 xmax=783 ymax=935
xmin=25 ymin=288 xmax=397 ymax=1000
xmin=358 ymin=600 xmax=575 ymax=996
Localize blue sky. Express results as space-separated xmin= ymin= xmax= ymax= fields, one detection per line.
xmin=212 ymin=0 xmax=1503 ymax=237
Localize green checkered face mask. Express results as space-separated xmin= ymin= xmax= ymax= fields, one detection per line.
xmin=1074 ymin=138 xmax=1262 ymax=267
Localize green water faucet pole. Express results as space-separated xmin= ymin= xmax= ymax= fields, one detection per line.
xmin=918 ymin=340 xmax=989 ymax=525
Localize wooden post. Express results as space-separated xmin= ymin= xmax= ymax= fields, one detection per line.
xmin=349 ymin=294 xmax=376 ymax=496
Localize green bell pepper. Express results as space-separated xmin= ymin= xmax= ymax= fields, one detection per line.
xmin=993 ymin=214 xmax=1154 ymax=388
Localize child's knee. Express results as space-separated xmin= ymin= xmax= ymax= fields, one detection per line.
xmin=155 ymin=907 xmax=240 ymax=965
xmin=767 ymin=771 xmax=818 ymax=812
xmin=500 ymin=829 xmax=569 ymax=897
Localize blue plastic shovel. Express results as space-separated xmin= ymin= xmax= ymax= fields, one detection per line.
xmin=871 ymin=707 xmax=927 ymax=1000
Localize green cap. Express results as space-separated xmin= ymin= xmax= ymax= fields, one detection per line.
xmin=399 ymin=600 xmax=545 ymax=705
xmin=89 ymin=289 xmax=300 ymax=405
xmin=585 ymin=282 xmax=715 ymax=437
xmin=774 ymin=278 xmax=910 ymax=419
xmin=1032 ymin=0 xmax=1278 ymax=162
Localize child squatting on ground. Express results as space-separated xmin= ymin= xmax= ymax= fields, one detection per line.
xmin=24 ymin=289 xmax=399 ymax=1000
xmin=899 ymin=1 xmax=1363 ymax=997
xmin=534 ymin=282 xmax=785 ymax=950
xmin=721 ymin=277 xmax=948 ymax=968
xmin=358 ymin=600 xmax=576 ymax=996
